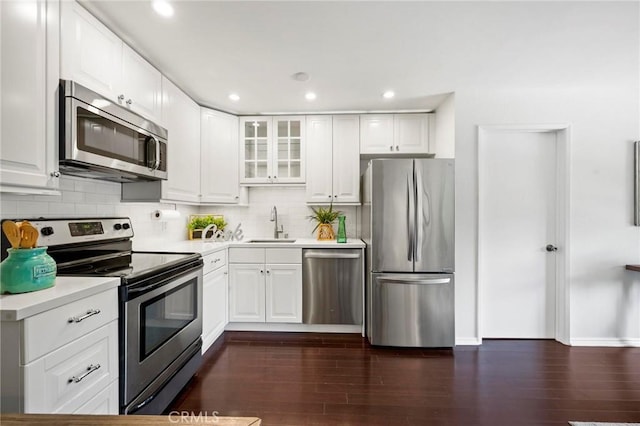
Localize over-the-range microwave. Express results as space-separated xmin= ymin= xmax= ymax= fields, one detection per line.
xmin=59 ymin=79 xmax=168 ymax=182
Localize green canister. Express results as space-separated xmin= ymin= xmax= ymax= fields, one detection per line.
xmin=0 ymin=247 xmax=56 ymax=294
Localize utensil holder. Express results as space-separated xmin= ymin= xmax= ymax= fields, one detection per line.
xmin=0 ymin=247 xmax=56 ymax=294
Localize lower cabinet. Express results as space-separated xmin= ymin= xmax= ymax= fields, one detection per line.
xmin=201 ymin=250 xmax=228 ymax=354
xmin=228 ymin=248 xmax=302 ymax=323
xmin=0 ymin=288 xmax=119 ymax=414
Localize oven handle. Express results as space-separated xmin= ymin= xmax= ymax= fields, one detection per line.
xmin=125 ymin=265 xmax=201 ymax=300
xmin=130 ymin=394 xmax=156 ymax=413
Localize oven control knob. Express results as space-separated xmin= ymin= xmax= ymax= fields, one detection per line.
xmin=122 ymin=223 xmax=130 ymax=230
xmin=114 ymin=223 xmax=122 ymax=231
xmin=40 ymin=226 xmax=54 ymax=236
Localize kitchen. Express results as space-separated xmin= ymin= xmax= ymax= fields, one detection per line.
xmin=1 ymin=0 xmax=639 ymax=424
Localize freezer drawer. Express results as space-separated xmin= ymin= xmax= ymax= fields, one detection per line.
xmin=302 ymin=249 xmax=363 ymax=325
xmin=368 ymin=273 xmax=454 ymax=347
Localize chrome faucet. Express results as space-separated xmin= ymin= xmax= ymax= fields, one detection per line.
xmin=270 ymin=206 xmax=284 ymax=239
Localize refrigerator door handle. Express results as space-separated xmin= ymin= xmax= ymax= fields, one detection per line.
xmin=407 ymin=173 xmax=415 ymax=261
xmin=377 ymin=275 xmax=451 ymax=285
xmin=415 ymin=168 xmax=431 ymax=262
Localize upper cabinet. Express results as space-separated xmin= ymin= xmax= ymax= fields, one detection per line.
xmin=360 ymin=113 xmax=432 ymax=155
xmin=60 ymin=1 xmax=162 ymax=123
xmin=0 ymin=0 xmax=60 ymax=194
xmin=239 ymin=116 xmax=305 ymax=185
xmin=201 ymin=109 xmax=244 ymax=204
xmin=306 ymin=115 xmax=360 ymax=204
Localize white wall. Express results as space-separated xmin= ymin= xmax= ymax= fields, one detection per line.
xmin=197 ymin=186 xmax=359 ymax=240
xmin=434 ymin=94 xmax=455 ymax=158
xmin=0 ymin=175 xmax=200 ymax=245
xmin=428 ymin=2 xmax=640 ymax=345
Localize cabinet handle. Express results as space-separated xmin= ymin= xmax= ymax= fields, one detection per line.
xmin=266 ymin=270 xmax=270 ymax=274
xmin=126 ymin=99 xmax=133 ymax=106
xmin=396 ymin=145 xmax=399 ymax=151
xmin=234 ymin=196 xmax=239 ymax=200
xmin=390 ymin=145 xmax=393 ymax=151
xmin=260 ymin=270 xmax=264 ymax=274
xmin=334 ymin=195 xmax=337 ymax=198
xmin=68 ymin=309 xmax=101 ymax=323
xmin=50 ymin=171 xmax=61 ymax=178
xmin=118 ymin=94 xmax=125 ymax=102
xmin=327 ymin=195 xmax=332 ymax=198
xmin=68 ymin=364 xmax=101 ymax=383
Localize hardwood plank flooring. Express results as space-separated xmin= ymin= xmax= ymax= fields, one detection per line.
xmin=168 ymin=332 xmax=640 ymax=425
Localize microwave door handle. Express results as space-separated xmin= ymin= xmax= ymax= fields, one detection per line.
xmin=153 ymin=136 xmax=160 ymax=170
xmin=147 ymin=135 xmax=160 ymax=171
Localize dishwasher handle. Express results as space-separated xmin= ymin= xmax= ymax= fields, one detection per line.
xmin=304 ymin=252 xmax=361 ymax=259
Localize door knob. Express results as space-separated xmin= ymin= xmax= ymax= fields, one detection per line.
xmin=546 ymin=244 xmax=558 ymax=252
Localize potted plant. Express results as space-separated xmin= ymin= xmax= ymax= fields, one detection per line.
xmin=187 ymin=215 xmax=227 ymax=240
xmin=307 ymin=204 xmax=342 ymax=240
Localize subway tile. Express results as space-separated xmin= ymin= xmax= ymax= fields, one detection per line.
xmin=16 ymin=201 xmax=49 ymax=217
xmin=74 ymin=180 xmax=98 ymax=194
xmin=75 ymin=203 xmax=98 ymax=215
xmin=0 ymin=200 xmax=18 ymax=218
xmin=62 ymin=191 xmax=84 ymax=203
xmin=48 ymin=202 xmax=76 ymax=216
xmin=58 ymin=177 xmax=76 ymax=191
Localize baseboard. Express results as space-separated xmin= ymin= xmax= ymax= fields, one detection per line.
xmin=224 ymin=323 xmax=363 ymax=334
xmin=569 ymin=338 xmax=640 ymax=347
xmin=455 ymin=337 xmax=482 ymax=346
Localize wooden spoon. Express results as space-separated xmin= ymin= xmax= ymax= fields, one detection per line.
xmin=19 ymin=223 xmax=39 ymax=249
xmin=2 ymin=221 xmax=21 ymax=249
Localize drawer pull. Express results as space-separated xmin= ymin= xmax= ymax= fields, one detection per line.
xmin=68 ymin=309 xmax=101 ymax=323
xmin=68 ymin=364 xmax=101 ymax=383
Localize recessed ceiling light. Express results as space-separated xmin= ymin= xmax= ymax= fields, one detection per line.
xmin=152 ymin=0 xmax=174 ymax=17
xmin=305 ymin=92 xmax=317 ymax=101
xmin=382 ymin=90 xmax=395 ymax=99
xmin=229 ymin=93 xmax=240 ymax=102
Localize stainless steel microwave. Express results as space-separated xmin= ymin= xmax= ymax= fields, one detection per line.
xmin=59 ymin=80 xmax=168 ymax=182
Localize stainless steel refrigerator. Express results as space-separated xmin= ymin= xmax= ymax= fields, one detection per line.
xmin=362 ymin=158 xmax=455 ymax=347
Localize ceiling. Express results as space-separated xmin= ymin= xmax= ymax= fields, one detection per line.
xmin=79 ymin=1 xmax=454 ymax=115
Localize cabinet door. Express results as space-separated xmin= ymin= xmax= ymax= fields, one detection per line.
xmin=394 ymin=113 xmax=430 ymax=153
xmin=228 ymin=264 xmax=265 ymax=322
xmin=60 ymin=1 xmax=121 ymax=102
xmin=121 ymin=45 xmax=162 ymax=123
xmin=272 ymin=116 xmax=305 ymax=184
xmin=305 ymin=116 xmax=333 ymax=203
xmin=359 ymin=115 xmax=394 ymax=154
xmin=201 ymin=109 xmax=241 ymax=203
xmin=240 ymin=117 xmax=272 ymax=184
xmin=0 ymin=0 xmax=59 ymax=193
xmin=202 ymin=267 xmax=228 ymax=353
xmin=161 ymin=78 xmax=201 ymax=203
xmin=265 ymin=264 xmax=302 ymax=323
xmin=332 ymin=115 xmax=360 ymax=203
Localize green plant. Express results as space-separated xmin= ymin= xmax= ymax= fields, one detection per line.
xmin=187 ymin=215 xmax=227 ymax=231
xmin=307 ymin=204 xmax=342 ymax=233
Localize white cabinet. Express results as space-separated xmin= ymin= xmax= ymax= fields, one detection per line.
xmin=201 ymin=109 xmax=244 ymax=203
xmin=61 ymin=1 xmax=162 ymax=123
xmin=360 ymin=114 xmax=432 ymax=155
xmin=158 ymin=77 xmax=201 ymax=203
xmin=306 ymin=115 xmax=360 ymax=204
xmin=228 ymin=248 xmax=302 ymax=323
xmin=201 ymin=250 xmax=228 ymax=354
xmin=239 ymin=116 xmax=305 ymax=185
xmin=0 ymin=288 xmax=119 ymax=414
xmin=0 ymin=0 xmax=60 ymax=194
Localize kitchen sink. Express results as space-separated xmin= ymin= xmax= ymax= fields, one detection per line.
xmin=245 ymin=239 xmax=297 ymax=243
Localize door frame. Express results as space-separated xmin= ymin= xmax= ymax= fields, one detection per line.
xmin=477 ymin=124 xmax=571 ymax=345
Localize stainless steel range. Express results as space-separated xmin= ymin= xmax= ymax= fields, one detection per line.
xmin=0 ymin=217 xmax=203 ymax=415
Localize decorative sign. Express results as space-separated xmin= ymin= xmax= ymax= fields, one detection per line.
xmin=201 ymin=223 xmax=244 ymax=242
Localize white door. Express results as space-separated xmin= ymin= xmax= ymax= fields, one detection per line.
xmin=228 ymin=264 xmax=265 ymax=322
xmin=394 ymin=114 xmax=429 ymax=153
xmin=332 ymin=115 xmax=360 ymax=203
xmin=359 ymin=115 xmax=394 ymax=154
xmin=305 ymin=115 xmax=333 ymax=203
xmin=480 ymin=130 xmax=558 ymax=338
xmin=265 ymin=264 xmax=302 ymax=323
xmin=202 ymin=267 xmax=228 ymax=353
xmin=201 ymin=109 xmax=240 ymax=203
xmin=120 ymin=45 xmax=162 ymax=122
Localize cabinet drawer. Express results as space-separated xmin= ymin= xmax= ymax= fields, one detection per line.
xmin=229 ymin=248 xmax=265 ymax=264
xmin=23 ymin=321 xmax=118 ymax=414
xmin=23 ymin=288 xmax=118 ymax=364
xmin=203 ymin=250 xmax=227 ymax=275
xmin=266 ymin=248 xmax=302 ymax=264
xmin=73 ymin=379 xmax=118 ymax=415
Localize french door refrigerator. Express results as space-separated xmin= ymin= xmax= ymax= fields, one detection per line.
xmin=363 ymin=158 xmax=455 ymax=347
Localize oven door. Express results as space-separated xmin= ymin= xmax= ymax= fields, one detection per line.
xmin=122 ymin=266 xmax=202 ymax=407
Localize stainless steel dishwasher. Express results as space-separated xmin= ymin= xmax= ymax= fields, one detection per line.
xmin=302 ymin=249 xmax=363 ymax=324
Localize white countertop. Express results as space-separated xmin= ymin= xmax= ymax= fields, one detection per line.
xmin=135 ymin=238 xmax=365 ymax=255
xmin=0 ymin=276 xmax=120 ymax=321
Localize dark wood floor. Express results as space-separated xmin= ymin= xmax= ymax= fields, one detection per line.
xmin=169 ymin=332 xmax=640 ymax=426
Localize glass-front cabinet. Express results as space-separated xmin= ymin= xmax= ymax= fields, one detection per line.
xmin=240 ymin=116 xmax=305 ymax=184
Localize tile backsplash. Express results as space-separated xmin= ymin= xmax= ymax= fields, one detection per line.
xmin=0 ymin=177 xmax=360 ymax=246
